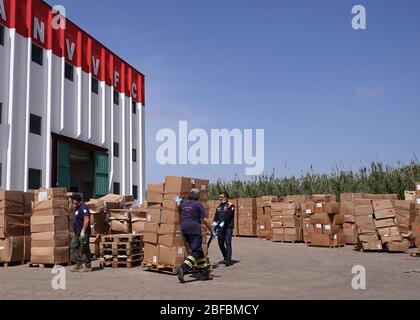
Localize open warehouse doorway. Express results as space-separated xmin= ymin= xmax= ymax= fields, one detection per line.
xmin=51 ymin=133 xmax=109 ymax=201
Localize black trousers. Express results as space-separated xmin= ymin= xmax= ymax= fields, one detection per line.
xmin=218 ymin=227 xmax=233 ymax=261
xmin=182 ymin=233 xmax=209 ymax=275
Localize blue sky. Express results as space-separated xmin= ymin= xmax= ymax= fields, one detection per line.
xmin=49 ymin=0 xmax=420 ymax=184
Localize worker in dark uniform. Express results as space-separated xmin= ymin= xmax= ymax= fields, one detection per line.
xmin=214 ymin=192 xmax=235 ymax=266
xmin=70 ymin=194 xmax=92 ymax=272
xmin=177 ymin=188 xmax=215 ymax=283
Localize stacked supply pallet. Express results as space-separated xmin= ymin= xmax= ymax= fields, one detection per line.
xmin=308 ymin=201 xmax=344 ymax=248
xmin=271 ymin=202 xmax=303 ymax=243
xmin=0 ymin=191 xmax=31 ymax=267
xmin=30 ymin=188 xmax=70 ymax=267
xmin=354 ymin=199 xmax=382 ymax=251
xmin=257 ymin=196 xmax=278 ymax=240
xmin=100 ymin=234 xmax=143 ymax=268
xmin=237 ymin=198 xmax=257 ymax=237
xmin=142 ymin=176 xmax=209 ymax=274
xmin=414 ymin=183 xmax=420 ymax=249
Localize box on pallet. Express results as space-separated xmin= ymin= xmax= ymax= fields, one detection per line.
xmin=0 ymin=236 xmax=30 ymax=263
xmin=147 ymin=183 xmax=164 ymax=204
xmin=158 ymin=245 xmax=186 ymax=267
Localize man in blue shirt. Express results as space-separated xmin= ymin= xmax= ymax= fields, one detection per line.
xmin=214 ymin=192 xmax=235 ymax=266
xmin=69 ymin=194 xmax=92 ymax=272
xmin=177 ymin=188 xmax=215 ymax=283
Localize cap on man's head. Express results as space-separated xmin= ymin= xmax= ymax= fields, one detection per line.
xmin=70 ymin=194 xmax=82 ymax=202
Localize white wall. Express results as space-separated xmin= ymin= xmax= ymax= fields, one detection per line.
xmin=0 ymin=25 xmax=144 ymax=197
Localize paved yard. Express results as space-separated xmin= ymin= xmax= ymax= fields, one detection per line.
xmin=1 ymin=237 xmax=420 ymax=300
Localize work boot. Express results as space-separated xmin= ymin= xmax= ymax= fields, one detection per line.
xmin=224 ymin=259 xmax=232 ymax=267
xmin=79 ymin=266 xmax=93 ymax=273
xmin=177 ymin=266 xmax=186 ymax=284
xmin=200 ymin=272 xmax=213 ymax=281
xmin=70 ymin=265 xmax=83 ymax=272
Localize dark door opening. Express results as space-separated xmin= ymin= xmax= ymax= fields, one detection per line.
xmin=70 ymin=148 xmax=94 ymax=201
xmin=52 ymin=133 xmax=109 ymax=201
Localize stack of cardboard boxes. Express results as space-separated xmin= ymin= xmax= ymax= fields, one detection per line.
xmin=412 ymin=183 xmax=420 ymax=248
xmin=340 ymin=193 xmax=365 ymax=245
xmin=0 ymin=191 xmax=31 ymax=264
xmin=143 ymin=176 xmax=209 ymax=271
xmin=354 ymin=199 xmax=382 ymax=251
xmin=30 ymin=188 xmax=70 ymax=265
xmin=237 ymin=198 xmax=257 ymax=236
xmin=271 ymin=202 xmax=303 ymax=242
xmin=372 ymin=200 xmax=409 ymax=252
xmin=394 ymin=200 xmax=416 ymax=247
xmin=308 ymin=201 xmax=344 ymax=247
xmin=257 ymin=196 xmax=278 ymax=240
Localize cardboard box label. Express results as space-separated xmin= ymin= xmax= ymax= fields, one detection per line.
xmin=324 ymin=225 xmax=331 ymax=230
xmin=177 ymin=248 xmax=184 ymax=255
xmin=315 ymin=224 xmax=322 ymax=228
xmin=201 ymin=185 xmax=206 ymax=191
xmin=305 ymin=209 xmax=311 ymax=214
xmin=417 ymin=199 xmax=420 ymax=205
xmin=417 ymin=185 xmax=420 ymax=191
xmin=260 ymin=225 xmax=265 ymax=230
xmin=38 ymin=192 xmax=48 ymax=202
xmin=152 ymin=256 xmax=157 ymax=263
xmin=316 ymin=203 xmax=323 ymax=208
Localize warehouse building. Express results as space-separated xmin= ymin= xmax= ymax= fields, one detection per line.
xmin=0 ymin=0 xmax=145 ymax=201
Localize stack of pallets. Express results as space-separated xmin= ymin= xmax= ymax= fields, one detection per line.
xmin=99 ymin=234 xmax=143 ymax=268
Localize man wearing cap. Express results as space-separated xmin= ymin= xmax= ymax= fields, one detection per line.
xmin=176 ymin=188 xmax=215 ymax=283
xmin=70 ymin=194 xmax=92 ymax=272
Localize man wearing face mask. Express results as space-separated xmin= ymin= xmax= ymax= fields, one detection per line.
xmin=213 ymin=192 xmax=235 ymax=266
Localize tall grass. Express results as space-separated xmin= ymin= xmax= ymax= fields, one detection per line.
xmin=208 ymin=161 xmax=420 ymax=200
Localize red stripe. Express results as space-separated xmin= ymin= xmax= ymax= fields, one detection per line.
xmin=1 ymin=0 xmax=145 ymax=102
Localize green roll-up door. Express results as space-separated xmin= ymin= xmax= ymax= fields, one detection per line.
xmin=57 ymin=141 xmax=71 ymax=189
xmin=94 ymin=151 xmax=109 ymax=198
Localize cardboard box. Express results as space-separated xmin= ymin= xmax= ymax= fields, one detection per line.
xmin=301 ymin=202 xmax=315 ymax=215
xmin=159 ymin=233 xmax=185 ymax=248
xmin=143 ymin=232 xmax=158 ymax=244
xmin=372 ymin=200 xmax=394 ymax=211
xmin=310 ymin=214 xmax=332 ymax=225
xmin=386 ymin=240 xmax=410 ymax=252
xmin=0 ymin=214 xmax=24 ymax=237
xmin=159 ymin=223 xmax=181 ymax=235
xmin=109 ymin=220 xmax=131 ymax=234
xmin=354 ymin=199 xmax=373 ymax=206
xmin=344 ymin=215 xmax=355 ymax=223
xmin=374 ymin=218 xmax=396 ymax=229
xmin=321 ymin=202 xmax=340 ymax=214
xmin=303 ymin=222 xmax=313 ymax=235
xmin=146 ymin=205 xmax=162 ymax=224
xmin=0 ymin=236 xmax=30 ymax=262
xmin=310 ymin=234 xmax=330 ymax=246
xmin=143 ymin=243 xmax=159 ymax=264
xmin=0 ymin=191 xmax=24 ymax=215
xmin=354 ymin=205 xmax=374 ymax=216
xmin=329 ymin=233 xmax=345 ymax=246
xmin=323 ymin=224 xmax=343 ymax=235
xmin=160 ymin=209 xmax=180 ymax=225
xmin=271 ymin=222 xmax=283 ymax=228
xmin=132 ymin=220 xmax=145 ymax=234
xmin=271 ymin=228 xmax=284 ymax=241
xmin=158 ymin=245 xmax=186 ymax=267
xmin=313 ymin=223 xmax=323 ymax=234
xmin=374 ymin=208 xmax=396 ymax=220
xmin=32 ymin=199 xmax=69 ymax=216
xmin=361 ymin=240 xmax=383 ymax=251
xmin=30 ymin=216 xmax=69 ymax=233
xmin=380 ymin=234 xmax=403 ymax=244
xmin=355 ymin=214 xmax=375 ymax=227
xmin=164 ymin=176 xmax=194 ymax=194
xmin=147 ymin=184 xmax=164 ymax=204
xmin=359 ymin=234 xmax=379 ymax=242
xmin=332 ymin=214 xmax=344 ymax=225
xmin=30 ymin=246 xmax=69 ymax=264
xmin=35 ymin=188 xmax=68 ymax=203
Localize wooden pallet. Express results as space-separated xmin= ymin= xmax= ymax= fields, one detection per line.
xmin=102 ymin=234 xmax=142 ymax=243
xmin=27 ymin=262 xmax=71 ymax=268
xmin=113 ymin=253 xmax=143 ymax=263
xmin=111 ymin=260 xmax=141 ymax=268
xmin=1 ymin=260 xmax=27 ymax=268
xmin=272 ymin=240 xmax=300 ymax=244
xmin=112 ymin=242 xmax=143 ymax=256
xmin=141 ymin=262 xmax=177 ymax=275
xmin=308 ymin=244 xmax=345 ymax=249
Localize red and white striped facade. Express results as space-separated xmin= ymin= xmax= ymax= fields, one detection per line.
xmin=0 ymin=0 xmax=145 ymax=200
